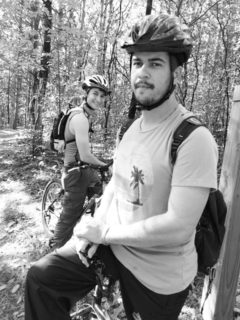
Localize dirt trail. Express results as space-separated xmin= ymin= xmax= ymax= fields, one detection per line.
xmin=0 ymin=128 xmax=49 ymax=320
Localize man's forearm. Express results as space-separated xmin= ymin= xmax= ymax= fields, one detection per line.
xmin=104 ymin=186 xmax=209 ymax=248
xmin=104 ymin=213 xmax=186 ymax=247
xmin=75 ymin=186 xmax=209 ymax=248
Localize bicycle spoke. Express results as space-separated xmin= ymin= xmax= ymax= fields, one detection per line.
xmin=42 ymin=179 xmax=63 ymax=236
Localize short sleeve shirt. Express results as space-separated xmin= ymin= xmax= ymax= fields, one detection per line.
xmin=106 ymin=99 xmax=218 ymax=294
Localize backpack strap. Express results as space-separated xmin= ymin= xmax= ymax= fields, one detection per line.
xmin=171 ymin=115 xmax=218 ymax=314
xmin=65 ymin=109 xmax=84 ymax=145
xmin=171 ymin=116 xmax=203 ymax=165
xmin=65 ymin=139 xmax=75 ymax=145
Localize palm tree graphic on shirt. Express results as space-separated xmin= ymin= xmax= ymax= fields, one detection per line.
xmin=129 ymin=165 xmax=144 ymax=205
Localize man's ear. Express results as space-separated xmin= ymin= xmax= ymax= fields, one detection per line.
xmin=173 ymin=66 xmax=182 ymax=84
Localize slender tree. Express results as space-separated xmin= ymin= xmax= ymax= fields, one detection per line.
xmin=31 ymin=0 xmax=52 ymax=154
xmin=28 ymin=0 xmax=41 ymax=125
xmin=146 ymin=0 xmax=153 ymax=15
xmin=12 ymin=0 xmax=25 ymax=129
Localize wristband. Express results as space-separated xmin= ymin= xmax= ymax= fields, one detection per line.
xmin=102 ymin=225 xmax=110 ymax=245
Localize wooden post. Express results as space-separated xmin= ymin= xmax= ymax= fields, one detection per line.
xmin=201 ymin=85 xmax=240 ymax=319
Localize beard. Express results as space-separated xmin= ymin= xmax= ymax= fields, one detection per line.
xmin=135 ymin=95 xmax=155 ymax=107
xmin=133 ymin=81 xmax=156 ymax=107
xmin=134 ymin=88 xmax=156 ymax=107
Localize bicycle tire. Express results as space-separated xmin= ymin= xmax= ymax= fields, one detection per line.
xmin=41 ymin=178 xmax=64 ymax=237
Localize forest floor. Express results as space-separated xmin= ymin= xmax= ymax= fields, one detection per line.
xmin=0 ymin=127 xmax=240 ymax=320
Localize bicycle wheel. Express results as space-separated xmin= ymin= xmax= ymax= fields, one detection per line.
xmin=41 ymin=178 xmax=64 ymax=237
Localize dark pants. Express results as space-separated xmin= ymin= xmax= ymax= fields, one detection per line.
xmin=25 ymin=242 xmax=190 ymax=320
xmin=51 ymin=167 xmax=101 ymax=249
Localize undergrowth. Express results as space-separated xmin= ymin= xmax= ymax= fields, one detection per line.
xmin=1 ymin=128 xmax=239 ymax=320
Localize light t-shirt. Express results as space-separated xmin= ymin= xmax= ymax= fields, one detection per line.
xmin=106 ymin=97 xmax=218 ymax=294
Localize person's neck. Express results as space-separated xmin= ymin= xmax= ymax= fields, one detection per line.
xmin=83 ymin=102 xmax=95 ymax=117
xmin=141 ymin=93 xmax=178 ymax=130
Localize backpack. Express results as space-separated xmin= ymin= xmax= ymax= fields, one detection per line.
xmin=171 ymin=116 xmax=227 ymax=276
xmin=50 ymin=109 xmax=79 ymax=153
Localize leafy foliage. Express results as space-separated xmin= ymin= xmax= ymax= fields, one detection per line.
xmin=0 ymin=1 xmax=239 ymax=158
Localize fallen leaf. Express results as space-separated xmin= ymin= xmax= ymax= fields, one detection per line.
xmin=17 ymin=296 xmax=22 ymax=304
xmin=8 ymin=278 xmax=15 ymax=284
xmin=0 ymin=284 xmax=7 ymax=291
xmin=6 ymin=228 xmax=14 ymax=234
xmin=7 ymin=221 xmax=16 ymax=228
xmin=0 ymin=234 xmax=7 ymax=240
xmin=17 ymin=312 xmax=25 ymax=318
xmin=11 ymin=284 xmax=20 ymax=293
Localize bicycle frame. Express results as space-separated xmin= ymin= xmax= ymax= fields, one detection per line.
xmin=70 ymin=280 xmax=123 ymax=320
xmin=42 ymin=160 xmax=112 ymax=237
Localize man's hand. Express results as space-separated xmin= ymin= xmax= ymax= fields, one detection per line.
xmin=74 ymin=237 xmax=98 ymax=267
xmin=73 ymin=215 xmax=110 ymax=245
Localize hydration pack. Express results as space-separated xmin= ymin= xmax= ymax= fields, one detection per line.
xmin=171 ymin=116 xmax=227 ymax=275
xmin=50 ymin=109 xmax=78 ymax=153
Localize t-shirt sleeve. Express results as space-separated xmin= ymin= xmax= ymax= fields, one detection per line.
xmin=171 ymin=126 xmax=218 ymax=189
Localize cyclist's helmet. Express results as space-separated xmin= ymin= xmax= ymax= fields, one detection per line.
xmin=121 ymin=13 xmax=193 ymax=68
xmin=82 ymin=75 xmax=111 ymax=95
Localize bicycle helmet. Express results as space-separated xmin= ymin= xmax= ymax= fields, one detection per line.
xmin=121 ymin=14 xmax=193 ymax=111
xmin=121 ymin=14 xmax=192 ymax=67
xmin=82 ymin=75 xmax=111 ymax=95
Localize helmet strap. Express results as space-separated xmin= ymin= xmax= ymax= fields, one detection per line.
xmin=84 ymin=93 xmax=95 ymax=110
xmin=86 ymin=102 xmax=94 ymax=111
xmin=136 ymin=77 xmax=175 ymax=111
xmin=82 ymin=98 xmax=94 ymax=116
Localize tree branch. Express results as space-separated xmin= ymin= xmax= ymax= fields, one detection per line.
xmin=189 ymin=0 xmax=222 ymax=26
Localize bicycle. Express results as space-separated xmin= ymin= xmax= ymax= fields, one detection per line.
xmin=41 ymin=160 xmax=113 ymax=237
xmin=70 ymin=260 xmax=125 ymax=320
xmin=41 ymin=165 xmax=63 ymax=237
xmin=41 ymin=159 xmax=125 ymax=319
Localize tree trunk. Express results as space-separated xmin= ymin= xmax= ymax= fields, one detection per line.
xmin=32 ymin=0 xmax=52 ymax=155
xmin=145 ymin=0 xmax=153 ymax=15
xmin=77 ymin=0 xmax=87 ymax=82
xmin=103 ymin=0 xmax=113 ymax=72
xmin=29 ymin=0 xmax=41 ymax=126
xmin=97 ymin=0 xmax=107 ymax=74
xmin=12 ymin=0 xmax=24 ymax=130
xmin=7 ymin=68 xmax=11 ymax=125
xmin=56 ymin=7 xmax=64 ymax=112
xmin=13 ymin=76 xmax=22 ymax=129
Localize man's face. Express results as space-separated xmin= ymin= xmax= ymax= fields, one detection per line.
xmin=86 ymin=88 xmax=106 ymax=112
xmin=131 ymin=51 xmax=172 ymax=107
